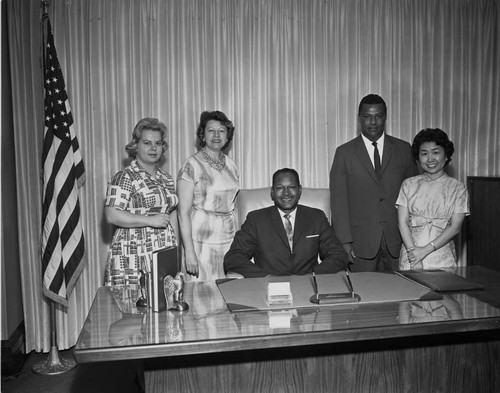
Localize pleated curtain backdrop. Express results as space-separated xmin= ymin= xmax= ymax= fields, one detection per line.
xmin=7 ymin=0 xmax=500 ymax=352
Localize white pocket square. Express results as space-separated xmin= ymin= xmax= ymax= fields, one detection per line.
xmin=306 ymin=234 xmax=319 ymax=238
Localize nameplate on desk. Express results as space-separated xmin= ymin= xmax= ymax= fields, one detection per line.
xmin=310 ymin=270 xmax=361 ymax=305
xmin=310 ymin=292 xmax=361 ymax=305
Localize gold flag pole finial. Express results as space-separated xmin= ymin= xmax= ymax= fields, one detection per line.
xmin=41 ymin=0 xmax=50 ymax=15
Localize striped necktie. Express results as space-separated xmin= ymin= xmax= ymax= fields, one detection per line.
xmin=284 ymin=213 xmax=293 ymax=251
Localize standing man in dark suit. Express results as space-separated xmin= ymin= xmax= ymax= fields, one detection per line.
xmin=224 ymin=168 xmax=348 ymax=278
xmin=329 ymin=94 xmax=417 ymax=272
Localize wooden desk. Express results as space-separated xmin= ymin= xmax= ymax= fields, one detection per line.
xmin=75 ymin=267 xmax=500 ymax=393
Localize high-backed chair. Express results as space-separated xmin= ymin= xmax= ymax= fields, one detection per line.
xmin=235 ymin=187 xmax=331 ymax=229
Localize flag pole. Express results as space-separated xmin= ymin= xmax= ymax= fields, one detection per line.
xmin=32 ymin=0 xmax=78 ymax=375
xmin=32 ymin=301 xmax=77 ymax=375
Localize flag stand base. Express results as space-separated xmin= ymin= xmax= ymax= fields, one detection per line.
xmin=32 ymin=300 xmax=78 ymax=375
xmin=32 ymin=345 xmax=77 ymax=375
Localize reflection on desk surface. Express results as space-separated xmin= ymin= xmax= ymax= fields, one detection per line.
xmin=76 ymin=267 xmax=500 ymax=352
xmin=398 ymin=295 xmax=464 ymax=324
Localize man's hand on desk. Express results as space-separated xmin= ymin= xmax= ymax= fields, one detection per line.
xmin=226 ymin=272 xmax=244 ymax=279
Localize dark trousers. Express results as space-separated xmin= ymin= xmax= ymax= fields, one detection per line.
xmin=349 ymin=234 xmax=399 ymax=273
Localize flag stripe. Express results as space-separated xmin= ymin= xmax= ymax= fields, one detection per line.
xmin=41 ymin=127 xmax=54 ymax=163
xmin=64 ymin=234 xmax=84 ymax=283
xmin=41 ymin=140 xmax=58 ymax=224
xmin=60 ymin=199 xmax=80 ymax=248
xmin=41 ymin=18 xmax=86 ymax=306
xmin=47 ymin=255 xmax=64 ymax=293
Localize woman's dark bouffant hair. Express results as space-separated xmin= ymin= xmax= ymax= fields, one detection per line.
xmin=196 ymin=111 xmax=235 ymax=150
xmin=125 ymin=118 xmax=168 ymax=158
xmin=411 ymin=128 xmax=454 ymax=165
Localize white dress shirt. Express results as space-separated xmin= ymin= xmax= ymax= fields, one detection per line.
xmin=361 ymin=132 xmax=385 ymax=169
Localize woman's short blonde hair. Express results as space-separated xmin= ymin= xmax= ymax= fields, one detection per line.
xmin=125 ymin=118 xmax=168 ymax=158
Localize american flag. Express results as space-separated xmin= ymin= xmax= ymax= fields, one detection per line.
xmin=41 ymin=18 xmax=86 ymax=306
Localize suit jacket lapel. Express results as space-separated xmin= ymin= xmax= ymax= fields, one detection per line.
xmin=353 ymin=135 xmax=379 ymax=184
xmin=381 ymin=135 xmax=394 ymax=174
xmin=293 ymin=206 xmax=306 ymax=247
xmin=271 ymin=207 xmax=290 ymax=250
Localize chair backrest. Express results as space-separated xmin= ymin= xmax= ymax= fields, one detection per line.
xmin=235 ymin=187 xmax=331 ymax=229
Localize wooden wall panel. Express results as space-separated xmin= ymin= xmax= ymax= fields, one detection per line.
xmin=467 ymin=177 xmax=500 ymax=271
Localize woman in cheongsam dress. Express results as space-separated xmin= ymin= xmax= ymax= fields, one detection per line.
xmin=177 ymin=111 xmax=240 ymax=282
xmin=104 ymin=118 xmax=178 ymax=286
xmin=396 ymin=128 xmax=469 ymax=270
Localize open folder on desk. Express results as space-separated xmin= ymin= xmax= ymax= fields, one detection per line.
xmin=395 ymin=270 xmax=484 ymax=292
xmin=216 ymin=272 xmax=441 ymax=313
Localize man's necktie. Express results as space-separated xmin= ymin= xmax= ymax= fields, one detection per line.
xmin=284 ymin=213 xmax=293 ymax=252
xmin=372 ymin=141 xmax=382 ymax=179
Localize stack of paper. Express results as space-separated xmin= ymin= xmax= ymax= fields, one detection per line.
xmin=267 ymin=282 xmax=293 ymax=305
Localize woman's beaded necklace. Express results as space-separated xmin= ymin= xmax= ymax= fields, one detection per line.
xmin=201 ymin=147 xmax=226 ymax=171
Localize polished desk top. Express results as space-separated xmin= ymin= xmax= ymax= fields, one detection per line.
xmin=74 ymin=267 xmax=500 ymax=363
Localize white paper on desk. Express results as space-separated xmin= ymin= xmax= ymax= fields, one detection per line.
xmin=268 ymin=282 xmax=292 ymax=296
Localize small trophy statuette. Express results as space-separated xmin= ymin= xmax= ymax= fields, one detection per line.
xmin=164 ymin=272 xmax=189 ymax=311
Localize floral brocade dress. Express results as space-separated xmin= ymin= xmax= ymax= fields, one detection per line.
xmin=396 ymin=173 xmax=469 ymax=270
xmin=177 ymin=151 xmax=240 ymax=282
xmin=104 ymin=160 xmax=178 ymax=286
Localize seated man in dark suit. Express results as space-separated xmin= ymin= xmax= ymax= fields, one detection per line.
xmin=224 ymin=168 xmax=349 ymax=278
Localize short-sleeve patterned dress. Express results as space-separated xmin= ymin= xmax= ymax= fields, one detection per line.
xmin=177 ymin=151 xmax=240 ymax=281
xmin=396 ymin=173 xmax=469 ymax=270
xmin=104 ymin=160 xmax=178 ymax=286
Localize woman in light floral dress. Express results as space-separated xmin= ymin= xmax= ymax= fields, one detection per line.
xmin=177 ymin=111 xmax=240 ymax=282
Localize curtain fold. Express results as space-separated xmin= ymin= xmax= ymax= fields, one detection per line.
xmin=7 ymin=0 xmax=500 ymax=352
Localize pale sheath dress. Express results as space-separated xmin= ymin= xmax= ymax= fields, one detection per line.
xmin=396 ymin=173 xmax=469 ymax=270
xmin=104 ymin=160 xmax=178 ymax=286
xmin=178 ymin=152 xmax=240 ymax=281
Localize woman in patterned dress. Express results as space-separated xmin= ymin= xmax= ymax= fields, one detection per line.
xmin=177 ymin=111 xmax=240 ymax=281
xmin=104 ymin=118 xmax=178 ymax=286
xmin=396 ymin=128 xmax=469 ymax=270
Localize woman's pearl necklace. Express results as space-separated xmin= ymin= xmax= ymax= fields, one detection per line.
xmin=201 ymin=147 xmax=226 ymax=171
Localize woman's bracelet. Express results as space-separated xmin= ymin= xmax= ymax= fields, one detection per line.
xmin=430 ymin=241 xmax=436 ymax=251
xmin=406 ymin=247 xmax=415 ymax=253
